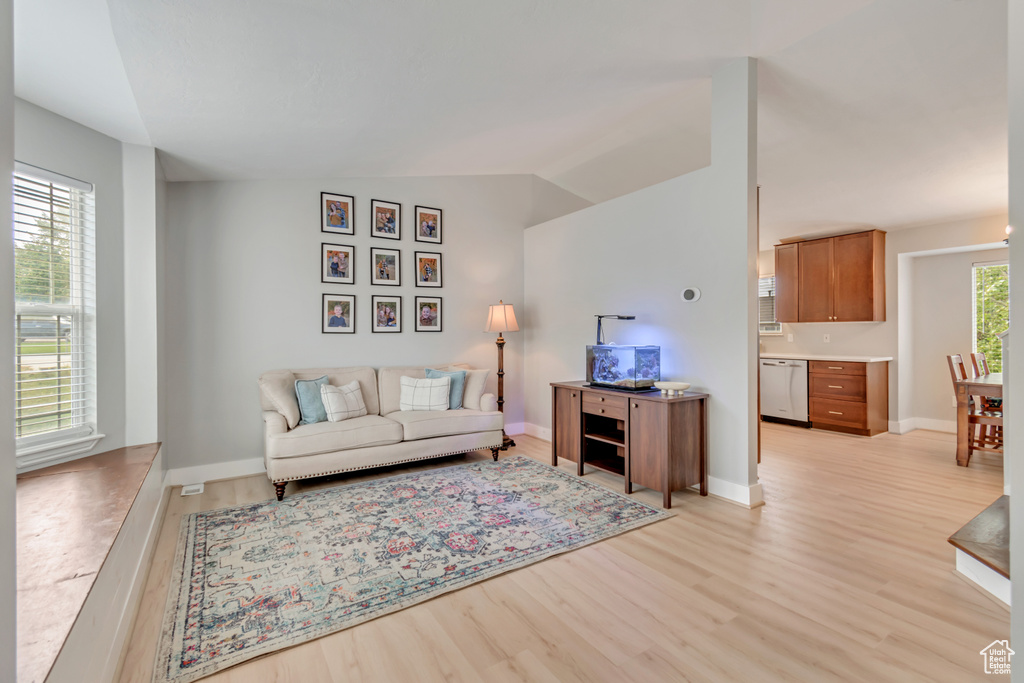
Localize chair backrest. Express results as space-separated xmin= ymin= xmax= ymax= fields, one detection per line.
xmin=971 ymin=352 xmax=991 ymax=377
xmin=947 ymin=354 xmax=969 ymax=386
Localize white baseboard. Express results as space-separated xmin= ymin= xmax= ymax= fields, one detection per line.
xmin=704 ymin=477 xmax=765 ymax=508
xmin=524 ymin=422 xmax=552 ymax=442
xmin=891 ymin=417 xmax=956 ymax=435
xmin=505 ymin=422 xmax=526 ymax=436
xmin=955 ymin=549 xmax=1010 ymax=605
xmin=49 ymin=445 xmax=167 ymax=682
xmin=164 ymin=457 xmax=266 ymax=487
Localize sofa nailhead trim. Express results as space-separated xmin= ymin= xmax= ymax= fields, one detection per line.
xmin=271 ymin=442 xmax=504 ymax=484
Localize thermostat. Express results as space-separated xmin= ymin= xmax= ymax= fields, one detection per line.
xmin=680 ymin=287 xmax=702 ymax=302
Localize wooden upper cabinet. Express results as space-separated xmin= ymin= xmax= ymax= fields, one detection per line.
xmin=833 ymin=231 xmax=885 ymax=322
xmin=774 ymin=243 xmax=799 ymax=323
xmin=774 ymin=229 xmax=885 ymax=323
xmin=797 ymin=238 xmax=834 ymax=322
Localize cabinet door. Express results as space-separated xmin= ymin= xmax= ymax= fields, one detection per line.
xmin=798 ymin=238 xmax=834 ymax=322
xmin=833 ymin=231 xmax=884 ymax=322
xmin=774 ymin=244 xmax=799 ymax=323
xmin=552 ymin=387 xmax=581 ymax=464
xmin=628 ymin=399 xmax=666 ymax=492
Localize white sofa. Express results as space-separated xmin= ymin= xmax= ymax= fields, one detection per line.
xmin=258 ymin=364 xmax=504 ymax=500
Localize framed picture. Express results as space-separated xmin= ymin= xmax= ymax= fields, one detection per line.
xmin=414 ymin=206 xmax=442 ymax=244
xmin=321 ymin=243 xmax=354 ymax=284
xmin=414 ymin=251 xmax=442 ymax=288
xmin=370 ymin=247 xmax=401 ymax=286
xmin=415 ymin=296 xmax=442 ymax=332
xmin=322 ymin=193 xmax=354 ymax=235
xmin=370 ymin=199 xmax=401 ymax=240
xmin=322 ymin=294 xmax=355 ymax=334
xmin=371 ymin=295 xmax=402 ymax=333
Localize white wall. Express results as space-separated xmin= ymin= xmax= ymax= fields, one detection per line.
xmin=1008 ymin=0 xmax=1024 ymax=669
xmin=759 ymin=212 xmax=1008 ymax=427
xmin=909 ymin=247 xmax=1007 ymax=428
xmin=14 ymin=99 xmax=127 ymax=456
xmin=523 ymin=58 xmax=760 ymax=503
xmin=163 ymin=174 xmax=584 ymax=470
xmin=0 ymin=0 xmax=16 ymax=676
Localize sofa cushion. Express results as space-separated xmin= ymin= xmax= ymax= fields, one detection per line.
xmin=258 ymin=370 xmax=301 ymax=429
xmin=295 ymin=375 xmax=329 ymax=425
xmin=266 ymin=415 xmax=403 ymax=460
xmin=426 ymin=368 xmax=466 ymax=409
xmin=385 ymin=409 xmax=503 ymax=442
xmin=321 ymin=380 xmax=368 ymax=422
xmin=459 ymin=368 xmax=490 ymax=410
xmin=400 ymin=376 xmax=451 ymax=411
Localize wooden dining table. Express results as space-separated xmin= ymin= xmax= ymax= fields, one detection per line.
xmin=955 ymin=372 xmax=1002 ymax=467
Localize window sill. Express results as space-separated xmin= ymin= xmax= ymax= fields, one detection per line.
xmin=17 ymin=432 xmax=106 ymax=473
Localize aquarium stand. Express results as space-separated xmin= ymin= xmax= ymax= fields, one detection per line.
xmin=549 ymin=381 xmax=708 ymax=509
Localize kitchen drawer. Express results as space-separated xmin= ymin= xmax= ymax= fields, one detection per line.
xmin=582 ymin=393 xmax=627 ymax=420
xmin=810 ymin=398 xmax=867 ymax=428
xmin=809 ymin=361 xmax=866 ymax=376
xmin=809 ymin=374 xmax=866 ymax=401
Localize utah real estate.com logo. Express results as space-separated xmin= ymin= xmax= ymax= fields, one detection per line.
xmin=981 ymin=640 xmax=1013 ymax=675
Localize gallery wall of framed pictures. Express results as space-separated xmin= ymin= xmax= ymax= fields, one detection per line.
xmin=319 ymin=191 xmax=445 ymax=334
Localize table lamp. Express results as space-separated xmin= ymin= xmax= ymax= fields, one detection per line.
xmin=484 ymin=300 xmax=518 ymax=450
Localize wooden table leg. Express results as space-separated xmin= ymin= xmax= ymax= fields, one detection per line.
xmin=956 ymin=386 xmax=970 ymax=467
xmin=700 ymin=397 xmax=708 ymax=496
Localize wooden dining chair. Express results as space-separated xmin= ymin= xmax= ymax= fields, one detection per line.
xmin=971 ymin=351 xmax=1004 ymax=437
xmin=971 ymin=352 xmax=991 ymax=377
xmin=947 ymin=354 xmax=1003 ymax=462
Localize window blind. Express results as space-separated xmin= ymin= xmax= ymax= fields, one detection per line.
xmin=758 ymin=275 xmax=781 ymax=334
xmin=13 ymin=169 xmax=97 ymax=442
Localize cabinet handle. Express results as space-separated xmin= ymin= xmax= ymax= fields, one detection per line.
xmin=828 ymin=366 xmax=843 ymax=370
xmin=828 ymin=385 xmax=843 ymax=389
xmin=599 ymin=409 xmax=605 ymax=414
xmin=633 ymin=403 xmax=638 ymax=408
xmin=572 ymin=393 xmax=576 ymax=397
xmin=600 ymin=397 xmax=605 ymax=402
xmin=828 ymin=411 xmax=843 ymax=415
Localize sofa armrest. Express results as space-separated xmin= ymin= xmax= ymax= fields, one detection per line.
xmin=263 ymin=410 xmax=288 ymax=438
xmin=480 ymin=393 xmax=498 ymax=413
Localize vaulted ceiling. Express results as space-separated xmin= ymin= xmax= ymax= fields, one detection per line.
xmin=14 ymin=0 xmax=1008 ymax=246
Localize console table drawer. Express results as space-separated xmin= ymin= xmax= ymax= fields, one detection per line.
xmin=810 ymin=398 xmax=868 ymax=428
xmin=810 ymin=374 xmax=866 ymax=401
xmin=809 ymin=360 xmax=867 ymax=376
xmin=582 ymin=396 xmax=627 ymax=420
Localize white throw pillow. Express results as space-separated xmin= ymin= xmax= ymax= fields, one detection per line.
xmin=321 ymin=381 xmax=368 ymax=422
xmin=399 ymin=376 xmax=450 ymax=412
xmin=460 ymin=368 xmax=490 ymax=410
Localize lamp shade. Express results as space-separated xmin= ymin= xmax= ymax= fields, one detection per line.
xmin=484 ymin=300 xmax=519 ymax=333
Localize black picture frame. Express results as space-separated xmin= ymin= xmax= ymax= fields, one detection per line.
xmin=414 ymin=251 xmax=442 ymax=288
xmin=415 ymin=296 xmax=442 ymax=332
xmin=321 ymin=192 xmax=355 ymax=235
xmin=370 ymin=247 xmax=401 ymax=286
xmin=321 ymin=243 xmax=355 ymax=285
xmin=414 ymin=205 xmax=442 ymax=244
xmin=370 ymin=199 xmax=402 ymax=240
xmin=371 ymin=295 xmax=402 ymax=333
xmin=322 ymin=294 xmax=355 ymax=334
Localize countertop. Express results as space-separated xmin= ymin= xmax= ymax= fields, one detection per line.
xmin=760 ymin=353 xmax=893 ymax=363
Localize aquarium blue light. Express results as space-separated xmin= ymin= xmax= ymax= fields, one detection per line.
xmin=586 ymin=345 xmax=661 ymax=390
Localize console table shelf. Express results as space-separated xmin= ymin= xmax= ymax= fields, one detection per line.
xmin=551 ymin=381 xmax=708 ymax=508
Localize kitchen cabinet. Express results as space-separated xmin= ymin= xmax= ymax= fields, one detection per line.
xmin=775 ymin=229 xmax=885 ymax=323
xmin=808 ymin=360 xmax=888 ymax=436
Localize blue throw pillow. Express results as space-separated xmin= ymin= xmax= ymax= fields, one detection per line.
xmin=295 ymin=375 xmax=329 ymax=425
xmin=426 ymin=368 xmax=467 ymax=410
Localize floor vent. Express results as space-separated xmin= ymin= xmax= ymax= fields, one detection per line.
xmin=181 ymin=483 xmax=205 ymax=496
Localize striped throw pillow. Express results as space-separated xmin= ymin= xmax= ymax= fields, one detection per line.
xmin=399 ymin=376 xmax=450 ymax=412
xmin=320 ymin=381 xmax=368 ymax=422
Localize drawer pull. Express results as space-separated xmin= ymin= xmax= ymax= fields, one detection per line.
xmin=828 ymin=411 xmax=843 ymax=415
xmin=828 ymin=385 xmax=843 ymax=389
xmin=633 ymin=403 xmax=638 ymax=408
xmin=599 ymin=409 xmax=605 ymax=414
xmin=828 ymin=366 xmax=844 ymax=370
xmin=572 ymin=393 xmax=576 ymax=397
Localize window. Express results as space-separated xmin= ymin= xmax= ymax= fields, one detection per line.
xmin=13 ymin=164 xmax=99 ymax=464
xmin=759 ymin=275 xmax=782 ymax=334
xmin=973 ymin=261 xmax=1009 ymax=372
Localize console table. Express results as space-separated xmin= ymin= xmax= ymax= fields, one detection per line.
xmin=550 ymin=381 xmax=708 ymax=508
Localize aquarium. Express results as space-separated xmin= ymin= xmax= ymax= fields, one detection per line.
xmin=586 ymin=344 xmax=661 ymax=390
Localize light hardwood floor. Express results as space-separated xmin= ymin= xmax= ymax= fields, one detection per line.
xmin=118 ymin=425 xmax=1008 ymax=682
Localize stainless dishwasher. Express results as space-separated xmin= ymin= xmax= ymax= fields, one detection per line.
xmin=760 ymin=358 xmax=809 ymax=426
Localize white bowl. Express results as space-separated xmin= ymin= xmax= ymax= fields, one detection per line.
xmin=654 ymin=381 xmax=690 ymax=395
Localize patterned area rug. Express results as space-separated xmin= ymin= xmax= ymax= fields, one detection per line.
xmin=154 ymin=455 xmax=670 ymax=683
